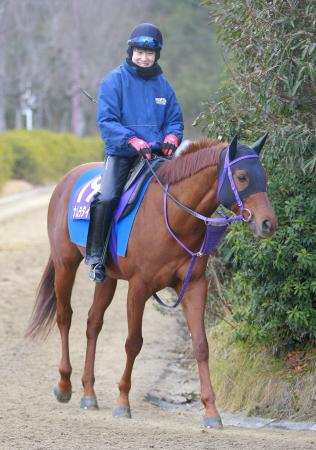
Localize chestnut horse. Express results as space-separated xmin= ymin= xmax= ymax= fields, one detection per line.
xmin=26 ymin=136 xmax=277 ymax=428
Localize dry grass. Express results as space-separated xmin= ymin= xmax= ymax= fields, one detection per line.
xmin=208 ymin=321 xmax=316 ymax=421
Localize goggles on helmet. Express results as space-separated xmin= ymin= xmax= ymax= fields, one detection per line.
xmin=127 ymin=35 xmax=163 ymax=49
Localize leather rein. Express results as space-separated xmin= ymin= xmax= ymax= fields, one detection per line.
xmin=145 ymin=148 xmax=259 ymax=308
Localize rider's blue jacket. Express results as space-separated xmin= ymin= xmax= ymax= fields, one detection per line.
xmin=97 ymin=62 xmax=183 ymax=157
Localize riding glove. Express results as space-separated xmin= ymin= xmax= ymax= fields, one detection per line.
xmin=128 ymin=137 xmax=152 ymax=160
xmin=162 ymin=134 xmax=179 ymax=156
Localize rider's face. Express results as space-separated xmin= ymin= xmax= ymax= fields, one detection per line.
xmin=132 ymin=47 xmax=156 ymax=68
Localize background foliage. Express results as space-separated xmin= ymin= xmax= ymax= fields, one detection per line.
xmin=151 ymin=0 xmax=223 ymax=134
xmin=200 ymin=0 xmax=316 ymax=353
xmin=0 ymin=0 xmax=222 ymax=138
xmin=0 ymin=130 xmax=102 ymax=188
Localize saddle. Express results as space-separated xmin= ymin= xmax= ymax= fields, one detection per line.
xmin=68 ymin=156 xmax=167 ymax=259
xmin=70 ymin=156 xmax=166 ymax=223
xmin=120 ymin=156 xmax=165 ymax=218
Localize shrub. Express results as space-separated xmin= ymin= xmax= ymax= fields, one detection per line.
xmin=201 ymin=1 xmax=316 ymax=353
xmin=0 ymin=135 xmax=16 ymax=190
xmin=0 ymin=130 xmax=103 ymax=185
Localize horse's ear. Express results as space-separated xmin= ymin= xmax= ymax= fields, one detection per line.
xmin=228 ymin=135 xmax=238 ymax=161
xmin=250 ymin=132 xmax=268 ymax=155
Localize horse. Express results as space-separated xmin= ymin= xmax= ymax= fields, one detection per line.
xmin=26 ymin=135 xmax=277 ymax=428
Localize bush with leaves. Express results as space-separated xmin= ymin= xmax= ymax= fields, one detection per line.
xmin=0 ymin=130 xmax=103 ymax=186
xmin=0 ymin=136 xmax=15 ymax=190
xmin=199 ymin=0 xmax=316 ymax=353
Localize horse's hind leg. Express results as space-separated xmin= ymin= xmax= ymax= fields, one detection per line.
xmin=80 ymin=276 xmax=117 ymax=409
xmin=112 ymin=282 xmax=148 ymax=419
xmin=53 ymin=259 xmax=80 ymax=403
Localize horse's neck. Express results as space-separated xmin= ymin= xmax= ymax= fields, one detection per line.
xmin=166 ymin=165 xmax=219 ymax=235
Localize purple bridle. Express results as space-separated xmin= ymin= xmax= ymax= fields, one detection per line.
xmin=152 ymin=148 xmax=259 ymax=308
xmin=217 ymin=148 xmax=260 ymax=222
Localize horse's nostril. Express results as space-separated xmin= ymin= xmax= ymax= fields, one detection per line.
xmin=262 ymin=219 xmax=272 ymax=235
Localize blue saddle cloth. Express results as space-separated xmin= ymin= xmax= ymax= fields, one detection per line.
xmin=67 ymin=167 xmax=152 ymax=269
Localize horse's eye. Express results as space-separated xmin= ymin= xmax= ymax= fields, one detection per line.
xmin=238 ymin=174 xmax=247 ymax=182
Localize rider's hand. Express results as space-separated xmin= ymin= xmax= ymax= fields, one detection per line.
xmin=162 ymin=134 xmax=179 ymax=156
xmin=128 ymin=137 xmax=152 ymax=160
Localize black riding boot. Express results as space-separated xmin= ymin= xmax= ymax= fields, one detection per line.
xmin=85 ymin=155 xmax=137 ymax=283
xmin=85 ymin=197 xmax=117 ymax=283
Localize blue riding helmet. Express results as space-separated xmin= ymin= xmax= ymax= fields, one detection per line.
xmin=127 ymin=23 xmax=163 ymax=50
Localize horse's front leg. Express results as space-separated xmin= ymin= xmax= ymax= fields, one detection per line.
xmin=112 ymin=281 xmax=148 ymax=419
xmin=80 ymin=277 xmax=117 ymax=409
xmin=181 ymin=275 xmax=223 ymax=429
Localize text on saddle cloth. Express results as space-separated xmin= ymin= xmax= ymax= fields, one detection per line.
xmin=71 ymin=158 xmax=164 ymax=221
xmin=72 ymin=174 xmax=101 ymax=220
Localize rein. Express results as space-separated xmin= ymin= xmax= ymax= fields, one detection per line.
xmin=145 ymin=148 xmax=259 ymax=308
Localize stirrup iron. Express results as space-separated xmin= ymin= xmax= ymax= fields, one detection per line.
xmin=89 ymin=263 xmax=106 ymax=283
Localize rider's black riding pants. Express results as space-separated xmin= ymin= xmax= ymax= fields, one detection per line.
xmin=85 ymin=155 xmax=137 ymax=266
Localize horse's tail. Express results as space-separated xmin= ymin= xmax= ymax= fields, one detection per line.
xmin=25 ymin=255 xmax=57 ymax=339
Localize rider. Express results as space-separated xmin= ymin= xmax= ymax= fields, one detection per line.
xmin=85 ymin=23 xmax=184 ymax=282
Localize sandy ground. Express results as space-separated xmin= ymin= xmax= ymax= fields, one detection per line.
xmin=0 ymin=191 xmax=315 ymax=450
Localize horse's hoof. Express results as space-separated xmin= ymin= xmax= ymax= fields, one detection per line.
xmin=112 ymin=406 xmax=132 ymax=419
xmin=203 ymin=415 xmax=223 ymax=429
xmin=80 ymin=396 xmax=99 ymax=410
xmin=53 ymin=385 xmax=72 ymax=403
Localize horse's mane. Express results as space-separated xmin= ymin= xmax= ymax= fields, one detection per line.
xmin=156 ymin=138 xmax=228 ymax=184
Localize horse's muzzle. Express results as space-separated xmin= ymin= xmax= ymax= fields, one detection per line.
xmin=261 ymin=219 xmax=274 ymax=236
xmin=248 ymin=216 xmax=277 ymax=238
xmin=243 ymin=192 xmax=277 ymax=239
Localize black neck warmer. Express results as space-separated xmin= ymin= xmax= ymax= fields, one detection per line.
xmin=126 ymin=57 xmax=162 ymax=80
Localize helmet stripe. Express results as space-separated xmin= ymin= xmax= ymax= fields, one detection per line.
xmin=127 ymin=36 xmax=163 ymax=49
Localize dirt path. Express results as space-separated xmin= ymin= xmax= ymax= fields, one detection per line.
xmin=0 ymin=194 xmax=315 ymax=450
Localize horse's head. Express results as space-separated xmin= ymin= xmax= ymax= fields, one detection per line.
xmin=217 ymin=134 xmax=277 ymax=238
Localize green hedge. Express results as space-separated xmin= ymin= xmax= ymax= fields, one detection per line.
xmin=0 ymin=129 xmax=103 ymax=188
xmin=200 ymin=1 xmax=316 ymax=354
xmin=0 ymin=135 xmax=15 ymax=190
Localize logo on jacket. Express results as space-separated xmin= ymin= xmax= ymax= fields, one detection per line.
xmin=155 ymin=97 xmax=167 ymax=105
